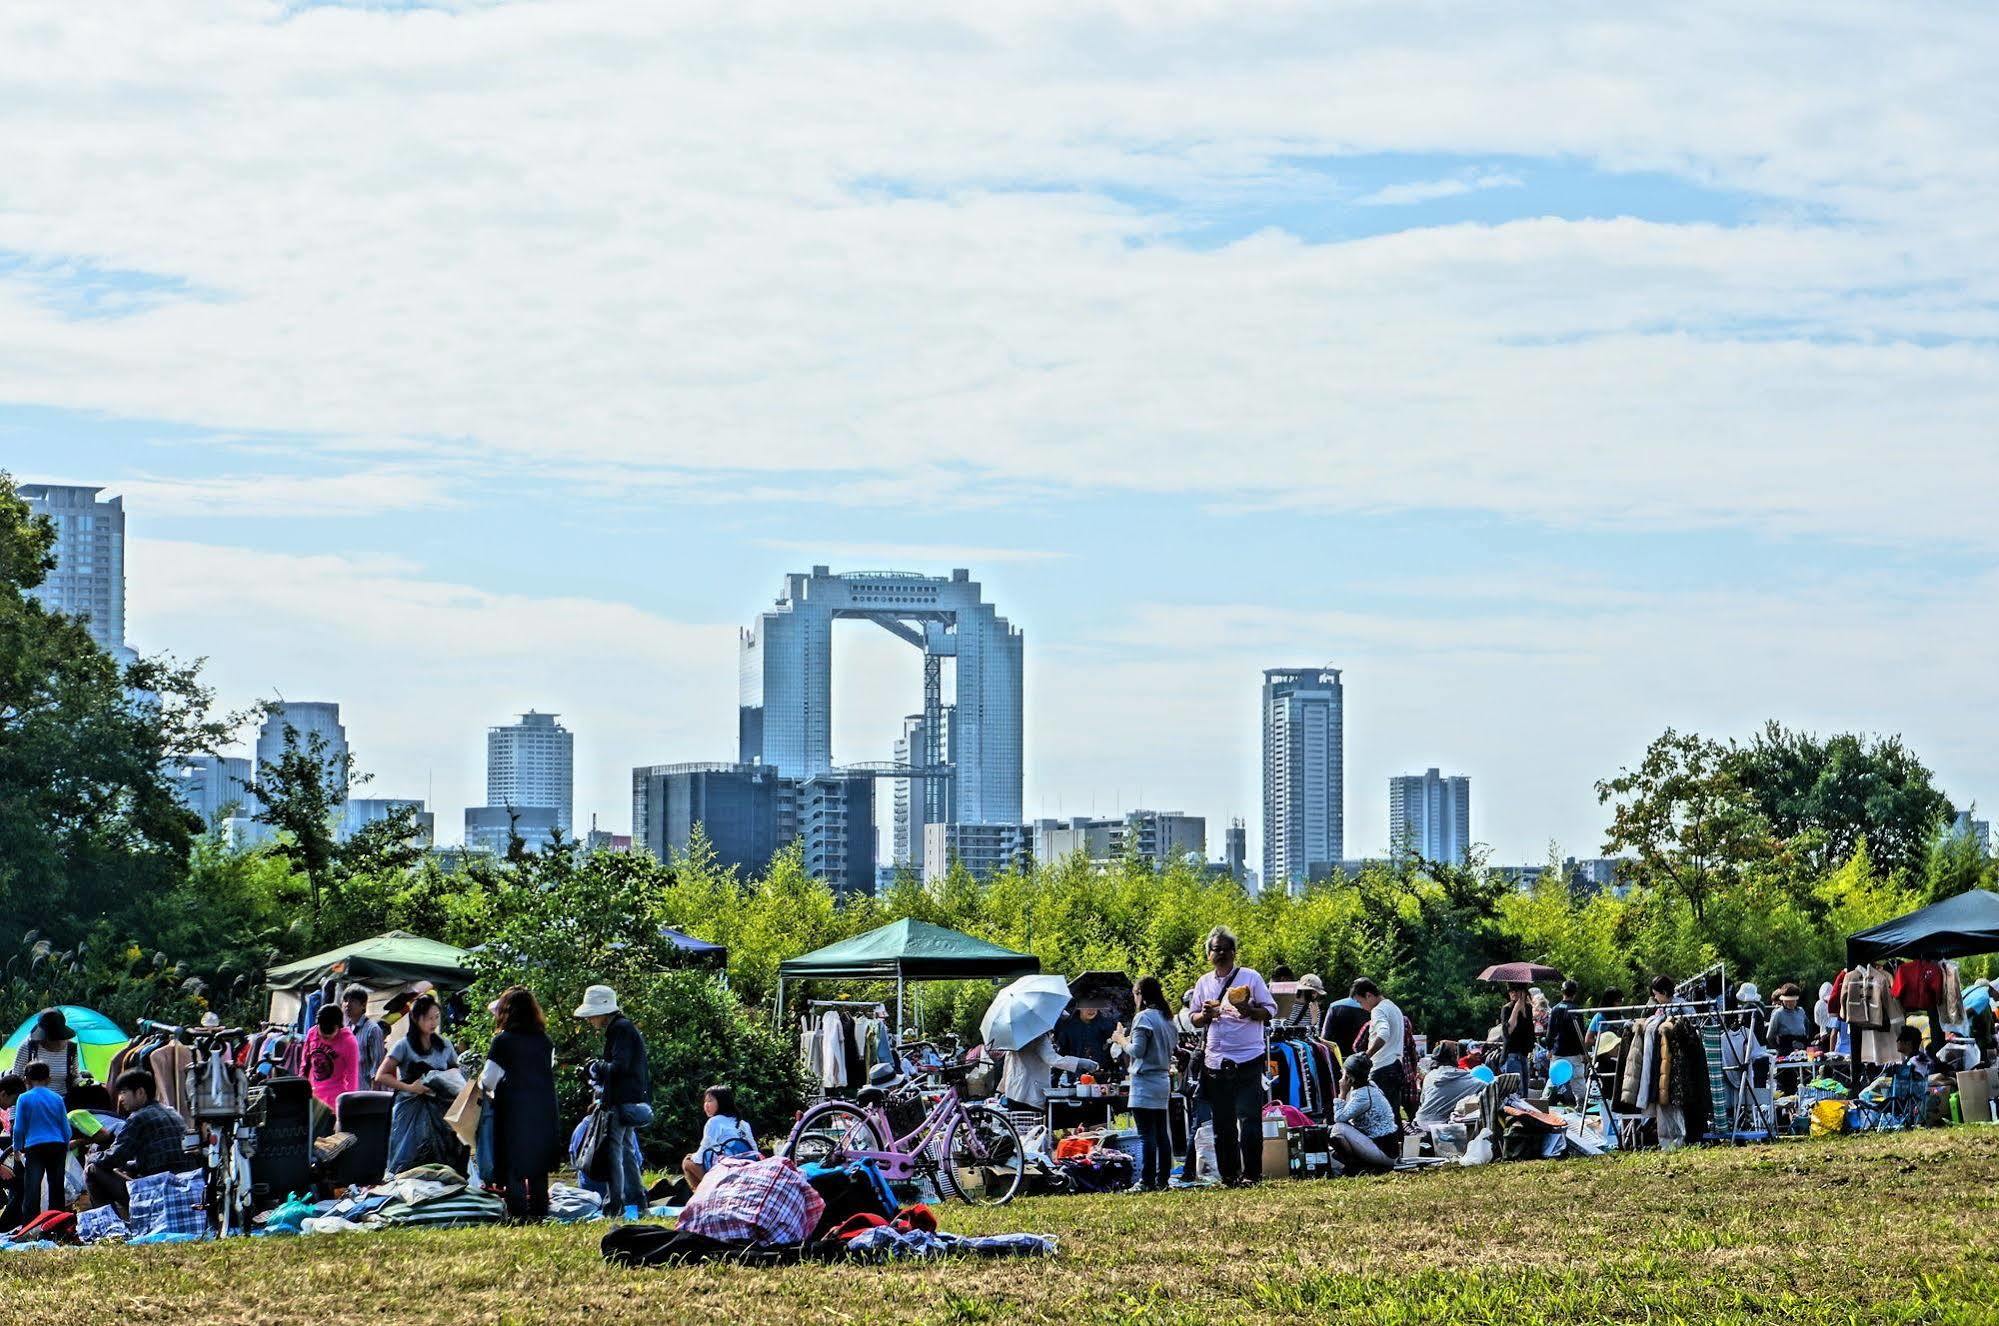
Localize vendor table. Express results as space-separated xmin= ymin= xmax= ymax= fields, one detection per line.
xmin=1043 ymin=1086 xmax=1127 ymax=1135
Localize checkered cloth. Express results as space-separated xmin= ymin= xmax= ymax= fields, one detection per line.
xmin=677 ymin=1156 xmax=824 ymax=1245
xmin=126 ymin=1169 xmax=207 ymax=1240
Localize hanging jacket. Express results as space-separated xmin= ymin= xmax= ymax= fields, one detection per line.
xmin=1891 ymin=960 xmax=1944 ymax=1013
xmin=1840 ymin=966 xmax=1893 ymax=1032
xmin=1941 ymin=962 xmax=1966 ymax=1028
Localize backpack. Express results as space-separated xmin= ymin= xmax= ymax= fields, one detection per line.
xmin=803 ymin=1159 xmax=897 ymax=1239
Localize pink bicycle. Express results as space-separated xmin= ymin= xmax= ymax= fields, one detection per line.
xmin=780 ymin=1040 xmax=1027 ymax=1205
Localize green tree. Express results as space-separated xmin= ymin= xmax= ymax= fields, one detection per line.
xmin=1732 ymin=721 xmax=1952 ymax=878
xmin=243 ymin=715 xmax=354 ymax=924
xmin=0 ymin=472 xmax=230 ymax=950
xmin=1597 ymin=729 xmax=1775 ymax=922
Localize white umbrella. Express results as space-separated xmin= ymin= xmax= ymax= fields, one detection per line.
xmin=980 ymin=974 xmax=1074 ymax=1052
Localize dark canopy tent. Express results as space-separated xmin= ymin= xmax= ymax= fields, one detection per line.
xmin=1847 ymin=889 xmax=1999 ymax=966
xmin=776 ymin=919 xmax=1039 ymax=1033
xmin=662 ymin=926 xmax=728 ymax=969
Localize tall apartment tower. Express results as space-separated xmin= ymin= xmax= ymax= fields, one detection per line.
xmin=487 ymin=711 xmax=574 ymax=835
xmin=1389 ymin=768 xmax=1471 ymax=866
xmin=739 ymin=567 xmax=1022 ymax=826
xmin=892 ymin=707 xmax=955 ymax=870
xmin=1262 ymin=668 xmax=1343 ymax=893
xmin=20 ymin=484 xmax=130 ymax=659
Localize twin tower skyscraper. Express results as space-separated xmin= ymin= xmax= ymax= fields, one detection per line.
xmin=737 ymin=566 xmax=1026 ymax=864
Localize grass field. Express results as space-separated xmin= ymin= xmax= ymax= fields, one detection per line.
xmin=5 ymin=1130 xmax=1998 ymax=1325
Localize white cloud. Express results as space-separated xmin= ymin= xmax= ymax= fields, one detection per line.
xmin=0 ymin=3 xmax=1991 ymax=544
xmin=128 ymin=537 xmax=740 ymax=843
xmin=756 ymin=540 xmax=1067 ymax=566
xmin=115 ymin=465 xmax=457 ymax=517
xmin=1354 ymin=172 xmax=1523 ymax=206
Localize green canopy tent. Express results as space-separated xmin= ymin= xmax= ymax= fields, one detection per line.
xmin=264 ymin=931 xmax=474 ymax=1024
xmin=776 ymin=919 xmax=1039 ymax=1035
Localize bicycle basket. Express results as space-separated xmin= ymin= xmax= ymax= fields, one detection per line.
xmin=884 ymin=1090 xmax=931 ymax=1143
xmin=183 ymin=1054 xmax=249 ymax=1121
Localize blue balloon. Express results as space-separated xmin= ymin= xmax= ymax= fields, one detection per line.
xmin=1471 ymin=1065 xmax=1496 ymax=1084
xmin=1548 ymin=1058 xmax=1575 ymax=1088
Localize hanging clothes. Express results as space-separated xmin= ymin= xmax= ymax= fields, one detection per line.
xmin=817 ymin=1011 xmax=846 ymax=1089
xmin=1892 ymin=960 xmax=1944 ymax=1013
xmin=1840 ymin=966 xmax=1893 ymax=1032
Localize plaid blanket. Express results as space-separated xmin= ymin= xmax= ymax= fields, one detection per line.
xmin=127 ymin=1169 xmax=207 ymax=1240
xmin=678 ymin=1156 xmax=824 ymax=1245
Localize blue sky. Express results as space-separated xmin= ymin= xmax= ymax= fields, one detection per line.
xmin=4 ymin=2 xmax=1997 ymax=867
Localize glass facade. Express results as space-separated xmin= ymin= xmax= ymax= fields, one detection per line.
xmin=1261 ymin=668 xmax=1344 ymax=893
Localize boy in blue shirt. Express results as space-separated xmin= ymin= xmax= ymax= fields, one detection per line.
xmin=13 ymin=1062 xmax=72 ymax=1219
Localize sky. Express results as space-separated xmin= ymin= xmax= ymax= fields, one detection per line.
xmin=4 ymin=2 xmax=1997 ymax=868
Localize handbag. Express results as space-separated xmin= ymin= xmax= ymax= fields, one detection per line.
xmin=573 ymin=1105 xmax=612 ymax=1174
xmin=444 ymin=1078 xmax=483 ymax=1148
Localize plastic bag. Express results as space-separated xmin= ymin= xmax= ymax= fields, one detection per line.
xmin=1460 ymin=1132 xmax=1494 ymax=1166
xmin=1809 ymin=1099 xmax=1849 ymax=1137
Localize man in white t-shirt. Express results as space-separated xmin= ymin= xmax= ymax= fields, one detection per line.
xmin=1351 ymin=978 xmax=1409 ymax=1127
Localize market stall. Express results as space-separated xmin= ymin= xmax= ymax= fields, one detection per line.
xmin=779 ymin=920 xmax=1039 ymax=1094
xmin=1842 ymin=889 xmax=1999 ymax=1116
xmin=264 ymin=930 xmax=475 ymax=1027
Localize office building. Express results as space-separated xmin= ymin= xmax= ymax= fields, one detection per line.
xmin=1223 ymin=819 xmax=1248 ymax=883
xmin=19 ymin=484 xmax=130 ymax=660
xmin=485 ymin=711 xmax=574 ymax=836
xmin=922 ymin=822 xmax=1033 ymax=884
xmin=254 ymin=702 xmax=351 ymax=805
xmin=169 ymin=755 xmax=253 ymax=830
xmin=1033 ymin=810 xmax=1206 ymax=870
xmin=631 ymin=762 xmax=876 ymax=895
xmin=740 ymin=567 xmax=1023 ymax=826
xmin=1262 ymin=668 xmax=1344 ymax=893
xmin=464 ymin=805 xmax=563 ymax=855
xmin=345 ymin=798 xmax=435 ymax=846
xmin=1950 ymin=810 xmax=1992 ymax=856
xmin=1388 ymin=768 xmax=1471 ymax=866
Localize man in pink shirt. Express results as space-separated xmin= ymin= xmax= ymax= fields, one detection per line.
xmin=1187 ymin=925 xmax=1277 ymax=1186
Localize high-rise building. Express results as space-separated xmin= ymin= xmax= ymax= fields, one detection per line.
xmin=630 ymin=762 xmax=876 ymax=895
xmin=345 ymin=798 xmax=435 ymax=846
xmin=1262 ymin=668 xmax=1343 ymax=893
xmin=1388 ymin=768 xmax=1471 ymax=866
xmin=464 ymin=805 xmax=562 ymax=855
xmin=1032 ymin=810 xmax=1206 ymax=869
xmin=922 ymin=822 xmax=1033 ymax=883
xmin=19 ymin=484 xmax=130 ymax=660
xmin=1224 ymin=819 xmax=1248 ymax=883
xmin=254 ymin=702 xmax=350 ymax=802
xmin=892 ymin=708 xmax=955 ymax=871
xmin=484 ymin=711 xmax=574 ymax=835
xmin=169 ymin=755 xmax=253 ymax=829
xmin=740 ymin=567 xmax=1022 ymax=827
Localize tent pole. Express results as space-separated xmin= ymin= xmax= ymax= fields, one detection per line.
xmin=776 ymin=978 xmax=786 ymax=1029
xmin=896 ymin=974 xmax=906 ymax=1043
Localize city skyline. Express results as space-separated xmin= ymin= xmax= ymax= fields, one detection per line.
xmin=5 ymin=6 xmax=1993 ymax=869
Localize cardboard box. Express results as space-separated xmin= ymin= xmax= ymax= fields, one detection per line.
xmin=1261 ymin=1136 xmax=1291 ymax=1178
xmin=1958 ymin=1069 xmax=1993 ymax=1124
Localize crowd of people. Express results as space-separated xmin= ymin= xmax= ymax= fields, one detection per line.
xmin=0 ymin=985 xmax=727 ymax=1232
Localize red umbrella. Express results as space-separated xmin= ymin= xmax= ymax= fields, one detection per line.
xmin=1478 ymin=961 xmax=1563 ymax=984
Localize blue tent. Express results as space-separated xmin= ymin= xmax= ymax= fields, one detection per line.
xmin=662 ymin=926 xmax=727 ymax=969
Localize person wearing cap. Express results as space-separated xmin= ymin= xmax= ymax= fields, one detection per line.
xmin=341 ymin=986 xmax=387 ymax=1089
xmin=11 ymin=1010 xmax=79 ymax=1103
xmin=575 ymin=985 xmax=651 ymax=1218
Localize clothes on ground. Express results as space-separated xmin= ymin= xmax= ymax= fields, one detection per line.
xmin=1190 ymin=967 xmax=1277 ymax=1069
xmin=303 ymin=1025 xmax=360 ymax=1112
xmin=842 ymin=1226 xmax=1057 ymax=1261
xmin=677 ymin=1155 xmax=824 ymax=1246
xmin=12 ymin=1084 xmax=71 ymax=1149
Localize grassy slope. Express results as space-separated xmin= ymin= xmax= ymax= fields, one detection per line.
xmin=5 ymin=1131 xmax=1998 ymax=1326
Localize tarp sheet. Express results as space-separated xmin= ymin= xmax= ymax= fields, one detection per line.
xmin=778 ymin=919 xmax=1038 ymax=982
xmin=1847 ymin=889 xmax=1999 ymax=965
xmin=265 ymin=930 xmax=474 ymax=993
xmin=662 ymin=926 xmax=727 ymax=968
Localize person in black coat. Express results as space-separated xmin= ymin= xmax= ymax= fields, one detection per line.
xmin=485 ymin=986 xmax=562 ymax=1223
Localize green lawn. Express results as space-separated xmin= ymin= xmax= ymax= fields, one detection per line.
xmin=6 ymin=1130 xmax=1998 ymax=1325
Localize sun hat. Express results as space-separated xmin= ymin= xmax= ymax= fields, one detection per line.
xmin=35 ymin=1009 xmax=72 ymax=1043
xmin=1736 ymin=982 xmax=1762 ymax=1004
xmin=573 ymin=985 xmax=621 ymax=1018
xmin=1298 ymin=974 xmax=1327 ymax=997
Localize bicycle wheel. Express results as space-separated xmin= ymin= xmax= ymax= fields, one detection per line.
xmin=938 ymin=1105 xmax=1025 ymax=1206
xmin=781 ymin=1101 xmax=884 ymax=1168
